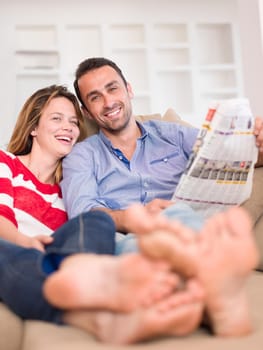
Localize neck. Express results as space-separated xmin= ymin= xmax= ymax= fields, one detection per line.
xmin=104 ymin=119 xmax=141 ymax=160
xmin=18 ymin=153 xmax=58 ymax=184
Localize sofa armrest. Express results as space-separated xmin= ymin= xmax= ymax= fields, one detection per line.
xmin=241 ymin=167 xmax=263 ymax=271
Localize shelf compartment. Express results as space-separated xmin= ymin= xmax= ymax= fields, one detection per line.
xmin=155 ymin=71 xmax=193 ymax=115
xmin=15 ymin=25 xmax=57 ymax=51
xmin=153 ymin=23 xmax=188 ymax=45
xmin=155 ymin=47 xmax=190 ymax=66
xmin=15 ymin=74 xmax=59 ymax=115
xmin=199 ymin=69 xmax=237 ymax=91
xmin=195 ymin=23 xmax=234 ymax=65
xmin=111 ymin=49 xmax=149 ymax=91
xmin=15 ymin=51 xmax=59 ymax=71
xmin=110 ymin=24 xmax=145 ymax=46
xmin=65 ymin=25 xmax=102 ymax=70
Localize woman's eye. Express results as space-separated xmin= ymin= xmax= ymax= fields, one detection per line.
xmin=71 ymin=120 xmax=79 ymax=126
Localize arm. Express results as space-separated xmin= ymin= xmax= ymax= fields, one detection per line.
xmin=62 ymin=124 xmax=196 ymax=228
xmin=0 ymin=151 xmax=52 ymax=251
xmin=62 ymin=142 xmax=174 ymax=232
xmin=93 ymin=198 xmax=173 ymax=233
xmin=61 ymin=142 xmax=103 ymax=218
xmin=0 ymin=216 xmax=52 ymax=251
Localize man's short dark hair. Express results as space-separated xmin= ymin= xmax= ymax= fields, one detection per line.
xmin=73 ymin=57 xmax=128 ymax=109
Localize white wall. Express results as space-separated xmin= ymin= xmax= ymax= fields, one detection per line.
xmin=0 ymin=0 xmax=262 ymax=147
xmin=237 ymin=0 xmax=263 ymax=116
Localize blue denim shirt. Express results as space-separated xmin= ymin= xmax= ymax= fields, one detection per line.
xmin=61 ymin=120 xmax=198 ymax=219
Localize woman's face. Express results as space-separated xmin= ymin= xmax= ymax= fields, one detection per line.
xmin=31 ymin=97 xmax=80 ymax=159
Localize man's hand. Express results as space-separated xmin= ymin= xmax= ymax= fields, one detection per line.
xmin=144 ymin=198 xmax=174 ymax=215
xmin=93 ymin=199 xmax=174 ymax=233
xmin=254 ymin=117 xmax=263 ymax=152
xmin=253 ymin=117 xmax=263 ymax=166
xmin=122 ymin=199 xmax=173 ymax=233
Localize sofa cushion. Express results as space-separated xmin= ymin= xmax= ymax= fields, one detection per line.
xmin=0 ymin=303 xmax=23 ymax=350
xmin=242 ymin=166 xmax=263 ymax=271
xmin=21 ymin=272 xmax=263 ymax=350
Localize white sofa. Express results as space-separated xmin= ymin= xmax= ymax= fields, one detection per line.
xmin=1 ymin=109 xmax=263 ymax=350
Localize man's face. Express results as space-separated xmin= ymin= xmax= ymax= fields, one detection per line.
xmin=78 ymin=65 xmax=134 ymax=134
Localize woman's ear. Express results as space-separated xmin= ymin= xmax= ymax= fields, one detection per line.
xmin=31 ymin=129 xmax=37 ymax=136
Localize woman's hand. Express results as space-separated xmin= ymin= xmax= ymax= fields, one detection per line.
xmin=15 ymin=234 xmax=53 ymax=252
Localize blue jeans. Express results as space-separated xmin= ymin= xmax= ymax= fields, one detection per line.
xmin=115 ymin=202 xmax=204 ymax=255
xmin=0 ymin=210 xmax=115 ymax=324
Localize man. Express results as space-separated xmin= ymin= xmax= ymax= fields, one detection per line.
xmin=57 ymin=57 xmax=261 ymax=341
xmin=62 ymin=57 xmax=204 ymax=232
xmin=61 ymin=57 xmax=263 ymax=239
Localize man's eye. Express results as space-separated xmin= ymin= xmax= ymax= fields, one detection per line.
xmin=90 ymin=95 xmax=99 ymax=102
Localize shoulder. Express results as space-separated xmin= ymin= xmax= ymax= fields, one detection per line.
xmin=75 ymin=134 xmax=100 ymax=149
xmin=71 ymin=133 xmax=108 ymax=156
xmin=142 ymin=119 xmax=197 ymax=136
xmin=67 ymin=136 xmax=96 ymax=156
xmin=141 ymin=120 xmax=198 ymax=150
xmin=0 ymin=150 xmax=20 ymax=179
xmin=0 ymin=149 xmax=17 ymax=164
xmin=63 ymin=135 xmax=101 ymax=166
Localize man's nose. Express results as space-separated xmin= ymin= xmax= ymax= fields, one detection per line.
xmin=103 ymin=94 xmax=113 ymax=107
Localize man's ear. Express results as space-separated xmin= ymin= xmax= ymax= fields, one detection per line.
xmin=81 ymin=106 xmax=93 ymax=120
xmin=127 ymin=82 xmax=134 ymax=99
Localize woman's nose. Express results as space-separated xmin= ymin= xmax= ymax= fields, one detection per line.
xmin=62 ymin=121 xmax=73 ymax=131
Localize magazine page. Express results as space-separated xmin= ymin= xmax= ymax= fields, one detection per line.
xmin=172 ymin=98 xmax=258 ymax=218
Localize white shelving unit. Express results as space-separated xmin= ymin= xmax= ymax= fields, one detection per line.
xmin=14 ymin=25 xmax=60 ymax=114
xmin=2 ymin=0 xmax=263 ymax=150
xmin=150 ymin=23 xmax=193 ymax=119
xmin=13 ymin=20 xmax=242 ymax=128
xmin=195 ymin=23 xmax=240 ymax=121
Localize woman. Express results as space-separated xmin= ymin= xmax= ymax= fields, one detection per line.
xmin=0 ymin=85 xmax=183 ymax=344
xmin=0 ymin=84 xmax=87 ymax=250
xmin=0 ymin=84 xmax=119 ymax=313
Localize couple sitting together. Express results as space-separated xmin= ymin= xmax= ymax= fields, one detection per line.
xmin=0 ymin=57 xmax=262 ymax=344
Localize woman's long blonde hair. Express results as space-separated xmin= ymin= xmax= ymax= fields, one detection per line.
xmin=7 ymin=85 xmax=87 ymax=183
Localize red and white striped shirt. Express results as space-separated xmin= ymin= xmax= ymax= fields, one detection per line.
xmin=0 ymin=150 xmax=67 ymax=236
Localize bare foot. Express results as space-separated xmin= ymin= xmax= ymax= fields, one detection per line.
xmin=139 ymin=220 xmax=198 ymax=278
xmin=63 ymin=279 xmax=205 ymax=344
xmin=198 ymin=207 xmax=259 ymax=336
xmin=125 ymin=203 xmax=199 ymax=277
xmin=43 ymin=253 xmax=178 ymax=312
xmin=139 ymin=206 xmax=259 ymax=337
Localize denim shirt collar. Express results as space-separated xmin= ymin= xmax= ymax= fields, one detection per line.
xmin=98 ymin=120 xmax=148 ymax=149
